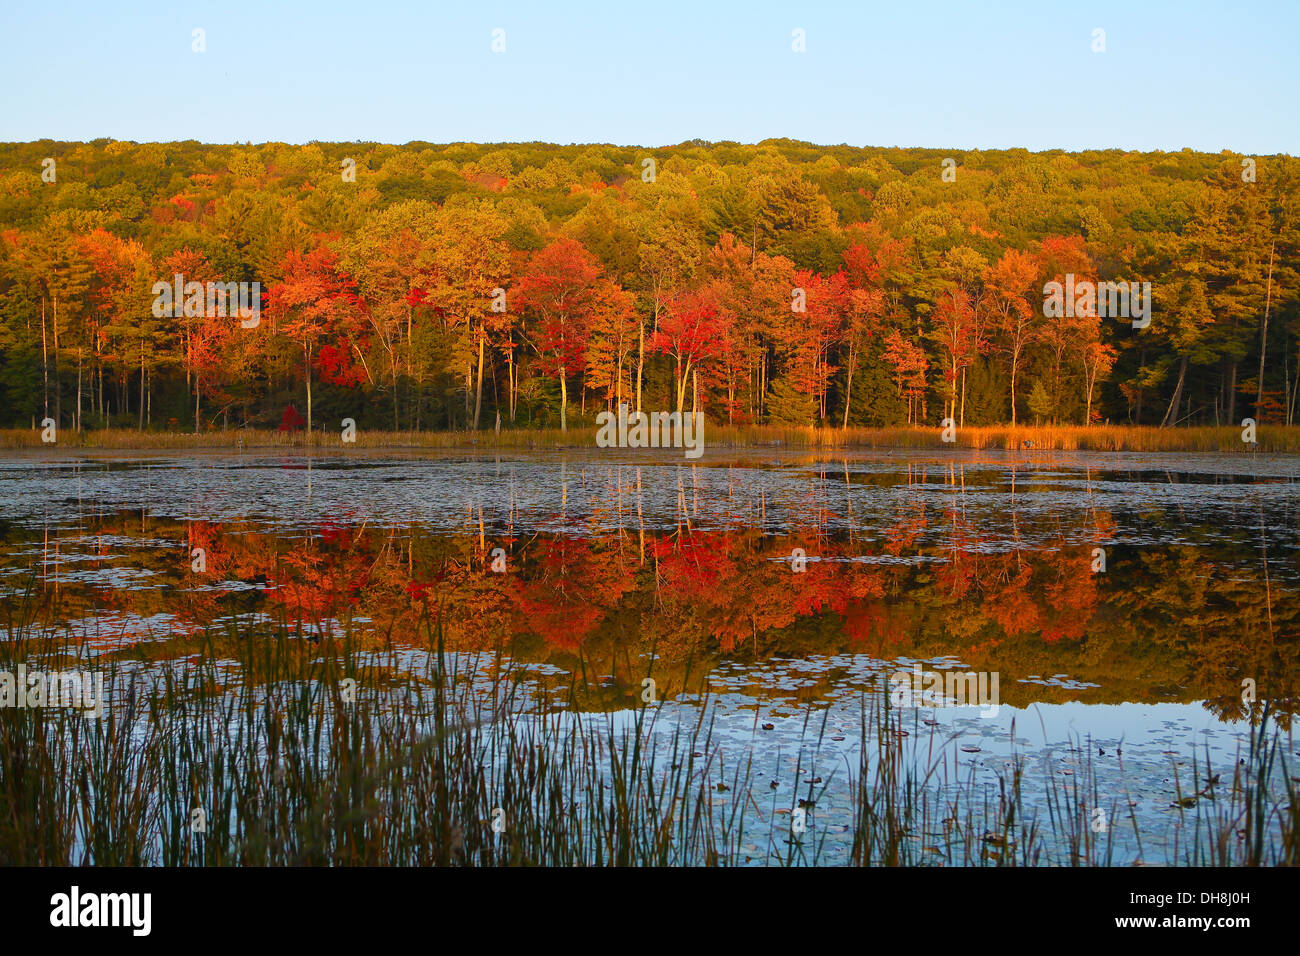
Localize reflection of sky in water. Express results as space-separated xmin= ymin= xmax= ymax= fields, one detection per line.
xmin=575 ymin=685 xmax=1288 ymax=866
xmin=331 ymin=647 xmax=1299 ymax=865
xmin=25 ymin=636 xmax=1292 ymax=866
xmin=636 ymin=653 xmax=1290 ymax=865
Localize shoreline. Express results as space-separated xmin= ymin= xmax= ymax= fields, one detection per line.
xmin=4 ymin=423 xmax=1300 ymax=454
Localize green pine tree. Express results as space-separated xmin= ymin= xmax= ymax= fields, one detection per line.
xmin=844 ymin=352 xmax=908 ymax=426
xmin=765 ymin=376 xmax=816 ymax=426
xmin=1027 ymin=378 xmax=1053 ymax=426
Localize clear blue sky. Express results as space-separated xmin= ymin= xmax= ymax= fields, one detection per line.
xmin=2 ymin=0 xmax=1296 ymax=152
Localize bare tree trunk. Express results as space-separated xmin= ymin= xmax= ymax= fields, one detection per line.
xmin=473 ymin=330 xmax=485 ymax=429
xmin=1292 ymin=345 xmax=1300 ymax=425
xmin=1286 ymin=345 xmax=1292 ymax=427
xmin=1010 ymin=346 xmax=1019 ymax=426
xmin=675 ymin=359 xmax=692 ymax=413
xmin=842 ymin=339 xmax=855 ymax=428
xmin=1085 ymin=368 xmax=1095 ymax=425
xmin=464 ymin=364 xmax=472 ymax=425
xmin=559 ymin=369 xmax=568 ymax=432
xmin=53 ymin=295 xmax=60 ymax=427
xmin=40 ymin=298 xmax=48 ymax=419
xmin=1226 ymin=361 xmax=1237 ymax=424
xmin=508 ymin=349 xmax=517 ymax=422
xmin=635 ymin=320 xmax=644 ymax=414
xmin=1255 ymin=241 xmax=1276 ymax=418
xmin=305 ymin=342 xmax=313 ymax=435
xmin=749 ymin=354 xmax=755 ymax=420
xmin=1161 ymin=355 xmax=1188 ymax=427
xmin=959 ymin=366 xmax=967 ymax=427
xmin=950 ymin=358 xmax=958 ymax=421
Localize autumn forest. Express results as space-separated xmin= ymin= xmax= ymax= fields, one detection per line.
xmin=2 ymin=139 xmax=1297 ymax=437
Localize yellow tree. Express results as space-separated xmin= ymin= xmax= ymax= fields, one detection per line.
xmin=429 ymin=201 xmax=512 ymax=430
xmin=343 ymin=201 xmax=441 ymax=429
xmin=985 ymin=249 xmax=1040 ymax=425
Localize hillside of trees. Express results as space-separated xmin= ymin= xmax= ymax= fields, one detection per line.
xmin=0 ymin=139 xmax=1296 ymax=434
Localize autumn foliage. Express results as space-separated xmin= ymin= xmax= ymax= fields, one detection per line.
xmin=1 ymin=141 xmax=1295 ymax=433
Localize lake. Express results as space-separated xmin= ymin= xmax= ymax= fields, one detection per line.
xmin=2 ymin=446 xmax=1297 ymax=865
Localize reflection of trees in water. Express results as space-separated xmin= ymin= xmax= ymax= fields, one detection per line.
xmin=5 ymin=497 xmax=1297 ymax=718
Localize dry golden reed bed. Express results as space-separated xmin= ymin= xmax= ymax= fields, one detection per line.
xmin=3 ymin=424 xmax=1299 ymax=453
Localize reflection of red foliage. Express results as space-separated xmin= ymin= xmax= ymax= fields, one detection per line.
xmin=1041 ymin=552 xmax=1097 ymax=643
xmin=140 ymin=506 xmax=1112 ymax=661
xmin=513 ymin=595 xmax=604 ymax=652
xmin=936 ymin=511 xmax=978 ymax=600
xmin=269 ymin=540 xmax=373 ymax=626
xmin=885 ymin=507 xmax=927 ymax=554
xmin=318 ymin=524 xmax=343 ymax=546
xmin=652 ymin=533 xmax=733 ymax=600
xmin=791 ymin=562 xmax=848 ymax=617
xmin=186 ymin=520 xmax=229 ymax=577
xmin=513 ymin=537 xmax=633 ymax=651
xmin=406 ymin=577 xmax=438 ymax=601
xmin=985 ymin=561 xmax=1041 ymax=637
xmin=843 ymin=600 xmax=911 ymax=648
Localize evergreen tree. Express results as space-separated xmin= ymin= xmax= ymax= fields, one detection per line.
xmin=765 ymin=376 xmax=816 ymax=426
xmin=1027 ymin=379 xmax=1052 ymax=426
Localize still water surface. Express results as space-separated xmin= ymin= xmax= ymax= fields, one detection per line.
xmin=3 ymin=447 xmax=1297 ymax=863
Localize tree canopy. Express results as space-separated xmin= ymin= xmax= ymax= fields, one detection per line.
xmin=1 ymin=139 xmax=1296 ymax=433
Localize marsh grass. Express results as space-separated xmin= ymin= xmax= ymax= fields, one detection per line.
xmin=708 ymin=423 xmax=1300 ymax=453
xmin=5 ymin=424 xmax=1300 ymax=453
xmin=1 ymin=591 xmax=1295 ymax=866
xmin=1169 ymin=708 xmax=1300 ymax=866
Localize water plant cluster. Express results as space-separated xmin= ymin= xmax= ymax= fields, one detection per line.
xmin=2 ymin=585 xmax=1294 ymax=867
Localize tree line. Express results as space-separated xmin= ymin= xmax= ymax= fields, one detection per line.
xmin=0 ymin=138 xmax=1296 ymax=433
